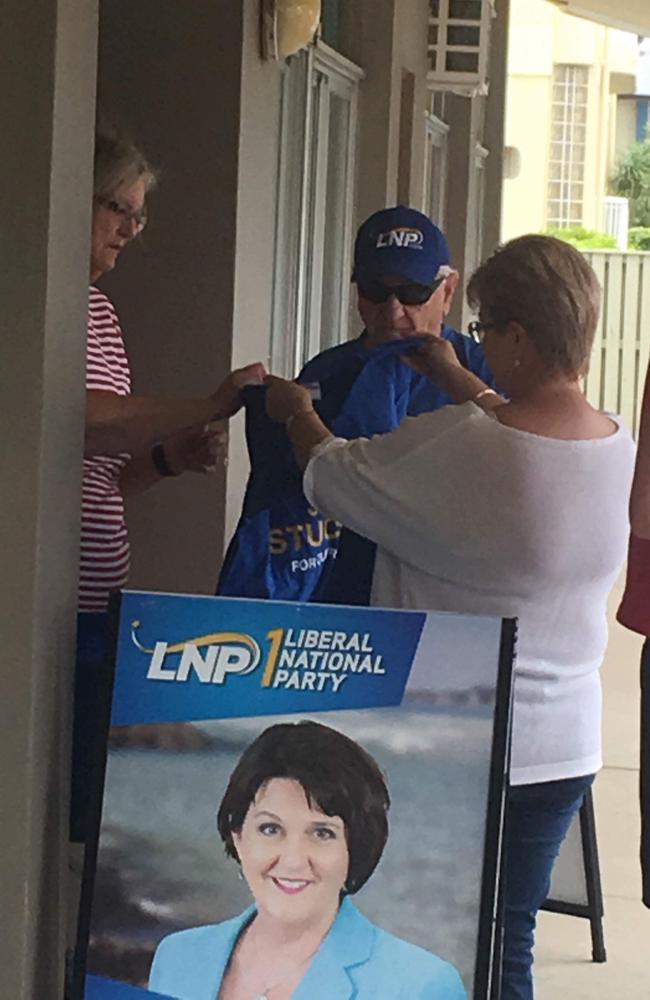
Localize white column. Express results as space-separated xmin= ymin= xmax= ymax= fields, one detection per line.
xmin=0 ymin=0 xmax=97 ymax=996
xmin=483 ymin=0 xmax=511 ymax=254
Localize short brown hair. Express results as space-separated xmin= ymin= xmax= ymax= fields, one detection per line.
xmin=467 ymin=234 xmax=601 ymax=377
xmin=216 ymin=720 xmax=390 ymax=894
xmin=94 ymin=120 xmax=158 ymax=200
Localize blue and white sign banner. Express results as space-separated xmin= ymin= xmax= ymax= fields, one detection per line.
xmin=112 ymin=591 xmax=427 ymax=726
xmin=76 ymin=591 xmax=514 ymax=1000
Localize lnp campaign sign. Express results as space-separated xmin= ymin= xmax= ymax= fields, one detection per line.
xmin=74 ymin=591 xmax=514 ymax=1000
xmin=111 ymin=593 xmax=426 ymax=724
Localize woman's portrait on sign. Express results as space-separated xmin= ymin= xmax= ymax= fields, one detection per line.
xmin=148 ymin=721 xmax=466 ymax=1000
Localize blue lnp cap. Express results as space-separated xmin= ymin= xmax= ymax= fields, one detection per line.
xmin=352 ymin=205 xmax=451 ymax=286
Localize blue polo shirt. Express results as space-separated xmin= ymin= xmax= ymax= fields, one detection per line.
xmin=217 ymin=329 xmax=493 ymax=605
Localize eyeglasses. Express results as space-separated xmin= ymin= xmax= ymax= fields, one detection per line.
xmin=468 ymin=320 xmax=500 ymax=344
xmin=356 ymin=277 xmax=444 ymax=306
xmin=95 ymin=196 xmax=147 ymax=232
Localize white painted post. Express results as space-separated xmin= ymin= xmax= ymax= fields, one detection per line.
xmin=0 ymin=2 xmax=97 ymax=997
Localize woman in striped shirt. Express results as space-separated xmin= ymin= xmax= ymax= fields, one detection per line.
xmin=72 ymin=126 xmax=265 ymax=840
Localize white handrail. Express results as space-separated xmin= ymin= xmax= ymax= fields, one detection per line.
xmin=583 ymin=250 xmax=650 ymax=438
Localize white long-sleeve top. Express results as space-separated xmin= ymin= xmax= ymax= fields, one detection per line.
xmin=304 ymin=402 xmax=636 ymax=785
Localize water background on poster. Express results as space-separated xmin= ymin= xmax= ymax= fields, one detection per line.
xmin=91 ymin=705 xmax=491 ymax=987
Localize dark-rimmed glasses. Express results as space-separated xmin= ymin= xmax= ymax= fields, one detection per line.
xmin=356 ymin=276 xmax=444 ymax=306
xmin=95 ymin=196 xmax=147 ymax=233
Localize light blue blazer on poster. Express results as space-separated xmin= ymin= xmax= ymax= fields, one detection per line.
xmin=148 ymin=896 xmax=466 ymax=999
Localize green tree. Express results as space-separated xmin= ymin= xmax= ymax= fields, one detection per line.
xmin=611 ymin=127 xmax=650 ymax=227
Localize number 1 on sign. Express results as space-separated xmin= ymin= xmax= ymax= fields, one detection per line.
xmin=261 ymin=628 xmax=284 ymax=687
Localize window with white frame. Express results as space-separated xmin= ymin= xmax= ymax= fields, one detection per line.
xmin=547 ymin=64 xmax=589 ymax=228
xmin=270 ymin=42 xmax=362 ymax=377
xmin=427 ymin=0 xmax=494 ymax=93
xmin=423 ymin=110 xmax=450 ymax=227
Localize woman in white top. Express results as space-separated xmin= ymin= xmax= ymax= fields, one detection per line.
xmin=264 ymin=235 xmax=636 ymax=1000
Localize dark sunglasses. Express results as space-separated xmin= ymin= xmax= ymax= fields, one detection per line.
xmin=357 ymin=277 xmax=444 ymax=306
xmin=467 ymin=319 xmax=497 ymax=344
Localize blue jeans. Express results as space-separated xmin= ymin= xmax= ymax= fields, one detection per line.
xmin=70 ymin=612 xmax=109 ymax=843
xmin=501 ymin=773 xmax=595 ymax=1000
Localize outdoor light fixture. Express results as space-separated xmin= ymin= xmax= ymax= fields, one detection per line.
xmin=261 ymin=0 xmax=321 ymax=61
xmin=502 ymin=146 xmax=521 ymax=181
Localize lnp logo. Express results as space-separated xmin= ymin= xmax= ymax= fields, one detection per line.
xmin=131 ymin=622 xmax=389 ymax=697
xmin=131 ymin=621 xmax=261 ymax=684
xmin=376 ymin=227 xmax=424 ymax=250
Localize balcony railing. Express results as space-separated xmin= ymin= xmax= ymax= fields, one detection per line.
xmin=582 ymin=250 xmax=650 ymax=438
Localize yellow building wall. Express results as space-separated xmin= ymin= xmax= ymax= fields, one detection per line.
xmin=502 ymin=0 xmax=637 ymax=241
xmin=504 ymin=75 xmax=551 ymax=234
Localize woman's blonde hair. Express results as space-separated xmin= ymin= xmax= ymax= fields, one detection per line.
xmin=93 ymin=119 xmax=158 ymax=200
xmin=467 ymin=234 xmax=601 ymax=378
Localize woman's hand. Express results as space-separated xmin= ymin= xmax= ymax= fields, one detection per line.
xmin=163 ymin=421 xmax=228 ymax=475
xmin=265 ymin=376 xmax=331 ymax=470
xmin=212 ymin=362 xmax=267 ymax=420
xmin=402 ymin=334 xmax=504 ymax=407
xmin=401 ymin=335 xmax=461 ymax=382
xmin=265 ymin=375 xmax=314 ymax=424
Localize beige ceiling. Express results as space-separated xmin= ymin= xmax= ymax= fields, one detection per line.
xmin=548 ymin=0 xmax=650 ymax=35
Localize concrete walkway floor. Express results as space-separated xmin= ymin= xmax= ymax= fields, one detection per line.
xmin=535 ymin=576 xmax=650 ymax=999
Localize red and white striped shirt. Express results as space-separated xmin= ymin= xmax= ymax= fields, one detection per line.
xmin=79 ymin=287 xmax=132 ymax=612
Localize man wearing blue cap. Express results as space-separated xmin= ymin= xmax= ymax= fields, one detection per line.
xmin=218 ymin=206 xmax=492 ymax=607
xmin=353 ymin=205 xmax=460 ymax=345
xmin=291 ymin=205 xmax=493 ymax=604
xmin=299 ymin=205 xmax=491 ymax=393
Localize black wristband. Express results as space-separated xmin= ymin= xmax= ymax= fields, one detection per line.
xmin=151 ymin=442 xmax=178 ymax=477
